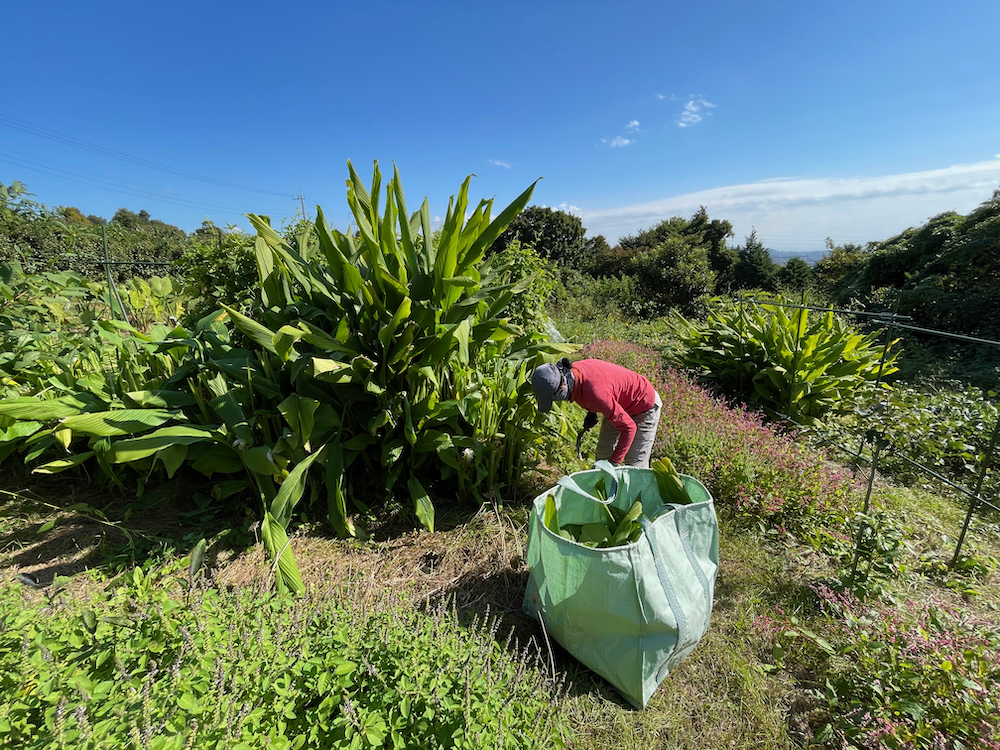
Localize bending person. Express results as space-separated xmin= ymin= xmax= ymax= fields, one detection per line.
xmin=531 ymin=358 xmax=662 ymax=468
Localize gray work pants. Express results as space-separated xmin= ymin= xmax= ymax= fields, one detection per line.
xmin=594 ymin=391 xmax=663 ymax=468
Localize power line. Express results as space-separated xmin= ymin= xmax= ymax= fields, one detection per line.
xmin=0 ymin=111 xmax=294 ymax=199
xmin=0 ymin=151 xmax=258 ymax=217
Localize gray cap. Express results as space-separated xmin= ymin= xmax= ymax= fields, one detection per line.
xmin=531 ymin=362 xmax=563 ymax=413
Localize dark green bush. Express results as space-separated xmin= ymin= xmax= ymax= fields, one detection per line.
xmin=810 ymin=380 xmax=999 ymax=499
xmin=1 ymin=181 xmax=190 ymax=280
xmin=175 ymin=228 xmax=257 ymax=324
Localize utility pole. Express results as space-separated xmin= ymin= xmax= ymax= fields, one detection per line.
xmin=296 ymin=191 xmax=306 ymax=219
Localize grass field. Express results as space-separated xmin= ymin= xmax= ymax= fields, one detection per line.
xmin=3 ymin=453 xmax=997 ymax=749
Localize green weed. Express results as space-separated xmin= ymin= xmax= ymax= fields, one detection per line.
xmin=0 ymin=575 xmax=568 ymax=749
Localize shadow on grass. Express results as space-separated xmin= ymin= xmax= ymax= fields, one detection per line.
xmin=0 ymin=469 xmax=259 ymax=586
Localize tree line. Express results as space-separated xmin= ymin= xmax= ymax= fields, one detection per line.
xmin=489 ymin=204 xmax=816 ymax=318
xmin=5 ymin=175 xmax=998 ymax=355
xmin=0 ymin=179 xmax=229 ymax=278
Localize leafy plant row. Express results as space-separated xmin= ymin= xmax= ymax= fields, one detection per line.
xmin=772 ymin=586 xmax=1000 ymax=749
xmin=0 ymin=162 xmax=572 ymax=591
xmin=810 ymin=380 xmax=999 ymax=500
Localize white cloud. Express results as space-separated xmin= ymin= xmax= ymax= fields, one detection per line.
xmin=489 ymin=159 xmax=510 ymax=169
xmin=655 ymin=93 xmax=666 ymax=99
xmin=677 ymin=98 xmax=715 ymax=127
xmin=626 ymin=120 xmax=640 ymax=131
xmin=579 ymin=159 xmax=1000 ymax=252
xmin=607 ymin=136 xmax=632 ymax=147
xmin=540 ymin=202 xmax=583 ymax=215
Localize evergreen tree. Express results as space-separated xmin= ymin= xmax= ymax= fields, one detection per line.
xmin=733 ymin=230 xmax=778 ymax=292
xmin=630 ymin=233 xmax=714 ymax=317
xmin=687 ymin=206 xmax=737 ymax=293
xmin=778 ymin=256 xmax=813 ymax=291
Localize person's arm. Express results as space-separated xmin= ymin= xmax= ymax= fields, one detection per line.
xmin=606 ymin=401 xmax=637 ymax=464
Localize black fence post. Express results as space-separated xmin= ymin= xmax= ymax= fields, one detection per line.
xmin=849 ymin=432 xmax=884 ymax=583
xmin=952 ymin=413 xmax=1000 ymax=565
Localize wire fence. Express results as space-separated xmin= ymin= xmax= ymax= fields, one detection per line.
xmin=734 ymin=294 xmax=999 ymax=571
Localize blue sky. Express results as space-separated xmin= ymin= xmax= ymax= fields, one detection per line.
xmin=3 ymin=0 xmax=1000 ymax=254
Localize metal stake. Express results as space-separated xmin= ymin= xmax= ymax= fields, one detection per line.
xmin=849 ymin=435 xmax=883 ymax=583
xmin=952 ymin=411 xmax=1000 ymax=565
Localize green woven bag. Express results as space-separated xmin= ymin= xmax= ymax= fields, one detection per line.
xmin=523 ymin=461 xmax=719 ymax=708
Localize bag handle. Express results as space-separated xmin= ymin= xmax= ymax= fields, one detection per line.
xmin=555 ymin=459 xmax=619 ymax=505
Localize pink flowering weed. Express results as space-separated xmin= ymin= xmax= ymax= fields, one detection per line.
xmin=580 ymin=340 xmax=860 ymax=539
xmin=798 ymin=585 xmax=1000 ymax=750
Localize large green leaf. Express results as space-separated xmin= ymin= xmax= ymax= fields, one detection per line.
xmin=33 ymin=452 xmax=96 ymax=475
xmin=243 ymin=446 xmax=280 ymax=476
xmin=60 ymin=409 xmax=177 ymax=437
xmin=261 ymin=510 xmax=305 ymax=594
xmin=0 ymin=420 xmax=43 ymax=443
xmin=392 ymin=164 xmax=421 ymax=274
xmin=460 ymin=179 xmax=540 ymax=275
xmin=434 ymin=175 xmax=470 ymax=295
xmin=324 ymin=441 xmax=356 ymax=538
xmin=0 ymin=395 xmax=101 ymax=421
xmin=269 ymin=448 xmax=324 ymax=528
xmin=377 ymin=297 xmax=412 ymax=353
xmin=109 ymin=425 xmax=218 ymax=463
xmin=278 ymin=394 xmax=321 ymax=450
xmin=123 ymin=390 xmax=198 ymax=409
xmin=210 ymin=391 xmax=252 ymax=445
xmin=273 ymin=325 xmax=305 ymax=362
xmin=190 ymin=443 xmax=244 ymax=476
xmin=312 ymin=357 xmax=353 ymax=383
xmin=156 ymin=443 xmax=189 ymax=479
xmin=407 ymin=475 xmax=435 ymax=532
xmin=219 ymin=304 xmax=278 ymax=355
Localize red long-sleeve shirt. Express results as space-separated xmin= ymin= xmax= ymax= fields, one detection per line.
xmin=570 ymin=359 xmax=657 ymax=464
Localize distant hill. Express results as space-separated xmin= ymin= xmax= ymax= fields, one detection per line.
xmin=768 ymin=249 xmax=827 ymax=266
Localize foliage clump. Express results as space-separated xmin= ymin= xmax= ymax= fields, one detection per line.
xmin=544 ymin=490 xmax=645 ymax=547
xmin=0 ymin=162 xmax=572 ymax=593
xmin=175 ymin=223 xmax=258 ymax=324
xmin=810 ymin=379 xmax=999 ymax=499
xmin=816 ymin=189 xmax=1000 ymax=384
xmin=489 ymin=204 xmax=587 ymax=268
xmin=669 ymin=296 xmax=899 ymax=425
xmin=0 ymin=576 xmax=567 ymax=749
xmin=1 ymin=180 xmax=189 ymax=279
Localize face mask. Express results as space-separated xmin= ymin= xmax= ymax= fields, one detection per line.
xmin=554 ymin=362 xmax=575 ymax=401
